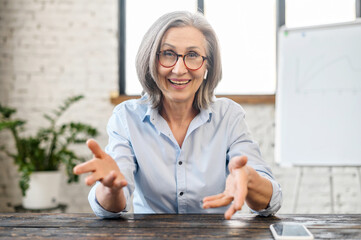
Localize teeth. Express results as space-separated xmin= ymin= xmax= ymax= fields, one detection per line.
xmin=169 ymin=79 xmax=191 ymax=85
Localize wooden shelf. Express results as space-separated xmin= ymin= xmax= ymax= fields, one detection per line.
xmin=110 ymin=94 xmax=275 ymax=105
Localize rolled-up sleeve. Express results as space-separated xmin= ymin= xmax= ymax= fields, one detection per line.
xmin=88 ymin=182 xmax=132 ymax=218
xmin=87 ymin=105 xmax=137 ymax=218
xmin=226 ymin=103 xmax=282 ymax=216
xmin=251 ymin=173 xmax=282 ymax=216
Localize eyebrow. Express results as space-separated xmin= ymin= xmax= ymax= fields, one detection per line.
xmin=160 ymin=43 xmax=202 ymax=51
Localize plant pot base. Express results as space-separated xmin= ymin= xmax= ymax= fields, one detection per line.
xmin=22 ymin=171 xmax=61 ymax=209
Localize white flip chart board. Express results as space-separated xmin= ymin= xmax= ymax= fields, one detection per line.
xmin=276 ymin=20 xmax=361 ymax=166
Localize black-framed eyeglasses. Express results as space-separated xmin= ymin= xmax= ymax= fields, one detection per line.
xmin=157 ymin=50 xmax=207 ymax=71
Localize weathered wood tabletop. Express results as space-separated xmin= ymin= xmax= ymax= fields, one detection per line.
xmin=0 ymin=213 xmax=360 ymax=239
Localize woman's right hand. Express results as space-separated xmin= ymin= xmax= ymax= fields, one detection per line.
xmin=73 ymin=139 xmax=128 ymax=192
xmin=73 ymin=139 xmax=128 ymax=212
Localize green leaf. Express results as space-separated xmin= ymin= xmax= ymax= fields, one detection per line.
xmin=0 ymin=104 xmax=17 ymax=119
xmin=19 ymin=165 xmax=33 ymax=196
xmin=43 ymin=114 xmax=54 ymax=123
xmin=0 ymin=120 xmax=25 ymax=131
xmin=0 ymin=95 xmax=98 ymax=196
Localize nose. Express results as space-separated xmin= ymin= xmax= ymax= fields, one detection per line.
xmin=172 ymin=57 xmax=188 ymax=75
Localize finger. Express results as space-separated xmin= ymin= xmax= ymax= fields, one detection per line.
xmin=203 ymin=195 xmax=233 ymax=209
xmin=224 ymin=204 xmax=238 ymax=220
xmin=87 ymin=139 xmax=106 ymax=159
xmin=101 ymin=171 xmax=128 ymax=189
xmin=73 ymin=159 xmax=97 ymax=175
xmin=114 ymin=178 xmax=128 ymax=188
xmin=85 ymin=171 xmax=104 ymax=186
xmin=234 ymin=193 xmax=246 ymax=210
xmin=233 ymin=167 xmax=249 ymax=210
xmin=101 ymin=171 xmax=117 ymax=187
xmin=229 ymin=156 xmax=248 ymax=172
xmin=203 ymin=193 xmax=224 ymax=203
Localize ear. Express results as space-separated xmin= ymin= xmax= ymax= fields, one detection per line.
xmin=203 ymin=69 xmax=208 ymax=80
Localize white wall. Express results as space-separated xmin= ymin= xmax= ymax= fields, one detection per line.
xmin=0 ymin=0 xmax=360 ymax=214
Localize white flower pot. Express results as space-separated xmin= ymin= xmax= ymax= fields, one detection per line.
xmin=22 ymin=171 xmax=61 ymax=209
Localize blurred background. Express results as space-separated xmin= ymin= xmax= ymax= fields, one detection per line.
xmin=0 ymin=0 xmax=360 ymax=214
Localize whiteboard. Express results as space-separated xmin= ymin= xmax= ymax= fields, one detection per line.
xmin=275 ymin=20 xmax=361 ymax=166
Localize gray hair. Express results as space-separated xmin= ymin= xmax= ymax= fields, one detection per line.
xmin=136 ymin=11 xmax=222 ymax=110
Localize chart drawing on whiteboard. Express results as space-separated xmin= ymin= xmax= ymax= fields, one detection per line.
xmin=295 ymin=55 xmax=361 ymax=93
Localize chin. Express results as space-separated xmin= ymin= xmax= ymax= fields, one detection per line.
xmin=165 ymin=92 xmax=194 ymax=104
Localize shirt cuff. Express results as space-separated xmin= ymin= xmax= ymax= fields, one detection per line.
xmin=250 ymin=175 xmax=282 ymax=216
xmin=88 ymin=182 xmax=131 ymax=218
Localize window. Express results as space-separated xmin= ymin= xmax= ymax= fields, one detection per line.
xmin=122 ymin=0 xmax=276 ymax=95
xmin=119 ymin=0 xmax=359 ymax=96
xmin=205 ymin=0 xmax=276 ymax=94
xmin=286 ymin=0 xmax=356 ymax=28
xmin=125 ymin=0 xmax=197 ymax=95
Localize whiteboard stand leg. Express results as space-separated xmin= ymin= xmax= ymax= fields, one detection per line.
xmin=358 ymin=167 xmax=361 ymax=203
xmin=329 ymin=167 xmax=334 ymax=213
xmin=292 ymin=166 xmax=303 ymax=213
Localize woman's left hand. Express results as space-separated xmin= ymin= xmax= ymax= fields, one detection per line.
xmin=202 ymin=156 xmax=249 ymax=220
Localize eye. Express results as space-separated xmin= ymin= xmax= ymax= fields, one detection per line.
xmin=162 ymin=50 xmax=176 ymax=57
xmin=187 ymin=51 xmax=200 ymax=58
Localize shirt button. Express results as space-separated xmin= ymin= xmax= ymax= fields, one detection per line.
xmin=179 ymin=192 xmax=184 ymax=196
xmin=178 ymin=161 xmax=183 ymax=165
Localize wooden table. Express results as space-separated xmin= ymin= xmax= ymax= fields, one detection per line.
xmin=0 ymin=213 xmax=360 ymax=239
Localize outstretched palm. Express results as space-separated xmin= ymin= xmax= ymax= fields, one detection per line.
xmin=203 ymin=156 xmax=249 ymax=219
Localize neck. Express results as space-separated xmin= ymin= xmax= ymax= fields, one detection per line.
xmin=160 ymin=99 xmax=198 ymax=126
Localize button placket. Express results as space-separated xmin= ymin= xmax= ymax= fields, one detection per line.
xmin=176 ymin=151 xmax=186 ymax=213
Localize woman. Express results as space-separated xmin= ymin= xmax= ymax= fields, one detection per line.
xmin=74 ymin=11 xmax=282 ymax=219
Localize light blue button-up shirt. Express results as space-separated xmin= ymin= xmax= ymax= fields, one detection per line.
xmin=88 ymin=95 xmax=282 ymax=218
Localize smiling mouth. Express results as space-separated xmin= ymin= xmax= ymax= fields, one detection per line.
xmin=168 ymin=79 xmax=191 ymax=85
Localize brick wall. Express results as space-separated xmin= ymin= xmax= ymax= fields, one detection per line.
xmin=0 ymin=0 xmax=118 ymax=213
xmin=1 ymin=0 xmax=360 ymax=214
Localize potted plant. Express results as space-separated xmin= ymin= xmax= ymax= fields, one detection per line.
xmin=0 ymin=95 xmax=98 ymax=209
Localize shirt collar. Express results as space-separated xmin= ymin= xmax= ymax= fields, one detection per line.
xmin=142 ymin=94 xmax=214 ymax=123
xmin=140 ymin=93 xmax=153 ymax=122
xmin=199 ymin=105 xmax=212 ymax=123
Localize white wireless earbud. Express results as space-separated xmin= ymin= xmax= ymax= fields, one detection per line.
xmin=204 ymin=69 xmax=208 ymax=80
